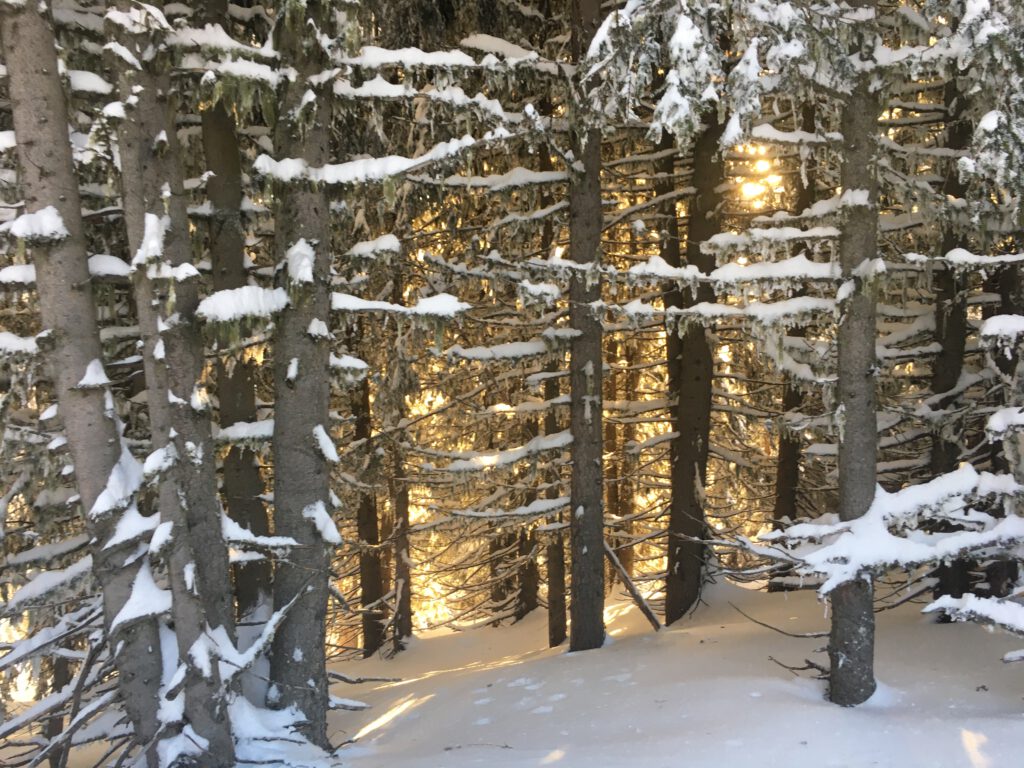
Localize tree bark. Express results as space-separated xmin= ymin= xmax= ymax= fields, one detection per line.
xmin=772 ymin=103 xmax=818 ymax=539
xmin=516 ymin=528 xmax=540 ymax=621
xmin=354 ymin=375 xmax=385 ymax=657
xmin=544 ymin=366 xmax=568 ymax=647
xmin=0 ymin=5 xmax=163 ymax=761
xmin=662 ymin=118 xmax=723 ymax=623
xmin=829 ymin=10 xmax=880 ymax=704
xmin=769 ymin=103 xmax=818 ymax=592
xmin=391 ymin=469 xmax=413 ymax=652
xmin=930 ymin=74 xmax=973 ymax=605
xmin=266 ymin=3 xmax=335 ymax=747
xmin=567 ymin=0 xmax=606 ymax=652
xmin=109 ymin=2 xmax=235 ymax=759
xmin=200 ymin=0 xmax=272 ymax=622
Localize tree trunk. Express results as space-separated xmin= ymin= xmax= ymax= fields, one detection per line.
xmin=930 ymin=75 xmax=973 ymax=605
xmin=489 ymin=529 xmax=516 ymax=622
xmin=0 ymin=5 xmax=163 ymax=761
xmin=829 ymin=20 xmax=880 ymax=704
xmin=982 ymin=268 xmax=1022 ymax=596
xmin=663 ymin=118 xmax=723 ymax=623
xmin=266 ymin=5 xmax=335 ymax=748
xmin=567 ymin=0 xmax=605 ymax=653
xmin=516 ymin=528 xmax=540 ymax=621
xmin=201 ymin=0 xmax=272 ymax=622
xmin=544 ymin=367 xmax=568 ymax=647
xmin=391 ymin=469 xmax=413 ymax=652
xmin=604 ymin=337 xmax=622 ymax=593
xmin=617 ymin=341 xmax=639 ymax=578
xmin=770 ymin=103 xmax=818 ymax=592
xmin=109 ymin=3 xmax=235 ymax=759
xmin=354 ymin=375 xmax=385 ymax=657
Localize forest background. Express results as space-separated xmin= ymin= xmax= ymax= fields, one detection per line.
xmin=2 ymin=0 xmax=1024 ymax=766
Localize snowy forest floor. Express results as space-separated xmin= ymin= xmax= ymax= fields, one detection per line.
xmin=333 ymin=581 xmax=1024 ymax=767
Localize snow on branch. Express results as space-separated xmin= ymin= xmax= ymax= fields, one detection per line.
xmin=0 ymin=264 xmax=36 ymax=285
xmin=702 ymin=226 xmax=841 ymax=255
xmin=0 ymin=206 xmax=69 ymax=242
xmin=925 ymin=594 xmax=1024 ymax=662
xmin=447 ymin=496 xmax=570 ymax=520
xmin=197 ymin=286 xmax=289 ymax=323
xmin=438 ymin=167 xmax=568 ymax=191
xmin=618 ymin=296 xmax=835 ymax=328
xmin=979 ymin=314 xmax=1024 ymax=351
xmin=222 ymin=515 xmax=298 ymax=551
xmin=431 ymin=430 xmax=572 ymax=473
xmin=340 ymin=45 xmax=477 ymax=69
xmin=253 ymin=130 xmax=511 ymax=186
xmin=331 ymin=291 xmax=470 ymax=317
xmin=167 ymin=23 xmax=275 ymax=58
xmin=89 ymin=445 xmax=144 ymax=519
xmin=446 ymin=339 xmax=552 ymax=362
xmin=303 ymin=500 xmax=342 ymax=545
xmin=0 ymin=331 xmax=39 ymax=357
xmin=346 ymin=234 xmax=400 ymax=259
xmin=2 ymin=556 xmax=93 ymax=613
xmin=110 ymin=558 xmax=171 ymax=631
xmin=709 ymin=254 xmax=839 ymax=288
xmin=213 ymin=419 xmax=274 ymax=444
xmin=750 ymin=123 xmax=839 ymax=145
xmin=758 ymin=465 xmax=1024 ymax=594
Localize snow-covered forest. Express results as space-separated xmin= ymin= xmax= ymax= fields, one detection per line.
xmin=2 ymin=0 xmax=1024 ymax=765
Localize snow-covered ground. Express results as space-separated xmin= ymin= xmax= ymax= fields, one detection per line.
xmin=332 ymin=581 xmax=1024 ymax=768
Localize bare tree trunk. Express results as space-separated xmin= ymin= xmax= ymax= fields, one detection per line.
xmin=535 ymin=144 xmax=567 ymax=646
xmin=516 ymin=528 xmax=540 ymax=621
xmin=567 ymin=0 xmax=606 ymax=653
xmin=200 ymin=0 xmax=271 ymax=621
xmin=604 ymin=337 xmax=621 ymax=593
xmin=769 ymin=104 xmax=817 ymax=593
xmin=109 ymin=3 xmax=235 ymax=759
xmin=544 ymin=367 xmax=568 ymax=647
xmin=663 ymin=118 xmax=723 ymax=623
xmin=266 ymin=4 xmax=335 ymax=748
xmin=0 ymin=5 xmax=163 ymax=761
xmin=772 ymin=103 xmax=818 ymax=541
xmin=489 ymin=529 xmax=517 ymax=621
xmin=45 ymin=655 xmax=70 ymax=768
xmin=391 ymin=469 xmax=413 ymax=652
xmin=618 ymin=341 xmax=639 ymax=578
xmin=829 ymin=12 xmax=880 ymax=704
xmin=354 ymin=375 xmax=385 ymax=657
xmin=986 ymin=269 xmax=1023 ymax=595
xmin=930 ymin=75 xmax=973 ymax=605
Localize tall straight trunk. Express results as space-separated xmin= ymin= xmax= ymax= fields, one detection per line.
xmin=109 ymin=3 xmax=235 ymax=760
xmin=544 ymin=366 xmax=568 ymax=647
xmin=663 ymin=118 xmax=723 ymax=624
xmin=567 ymin=0 xmax=606 ymax=653
xmin=512 ymin=419 xmax=542 ymax=621
xmin=391 ymin=469 xmax=413 ymax=652
xmin=982 ymin=269 xmax=1021 ymax=596
xmin=266 ymin=5 xmax=335 ymax=747
xmin=536 ymin=139 xmax=567 ymax=645
xmin=930 ymin=75 xmax=972 ymax=602
xmin=516 ymin=528 xmax=540 ymax=620
xmin=772 ymin=103 xmax=818 ymax=538
xmin=617 ymin=341 xmax=639 ymax=578
xmin=354 ymin=375 xmax=385 ymax=657
xmin=604 ymin=337 xmax=622 ymax=591
xmin=0 ymin=5 xmax=163 ymax=761
xmin=829 ymin=8 xmax=880 ymax=705
xmin=489 ymin=529 xmax=517 ymax=620
xmin=201 ymin=0 xmax=271 ymax=620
